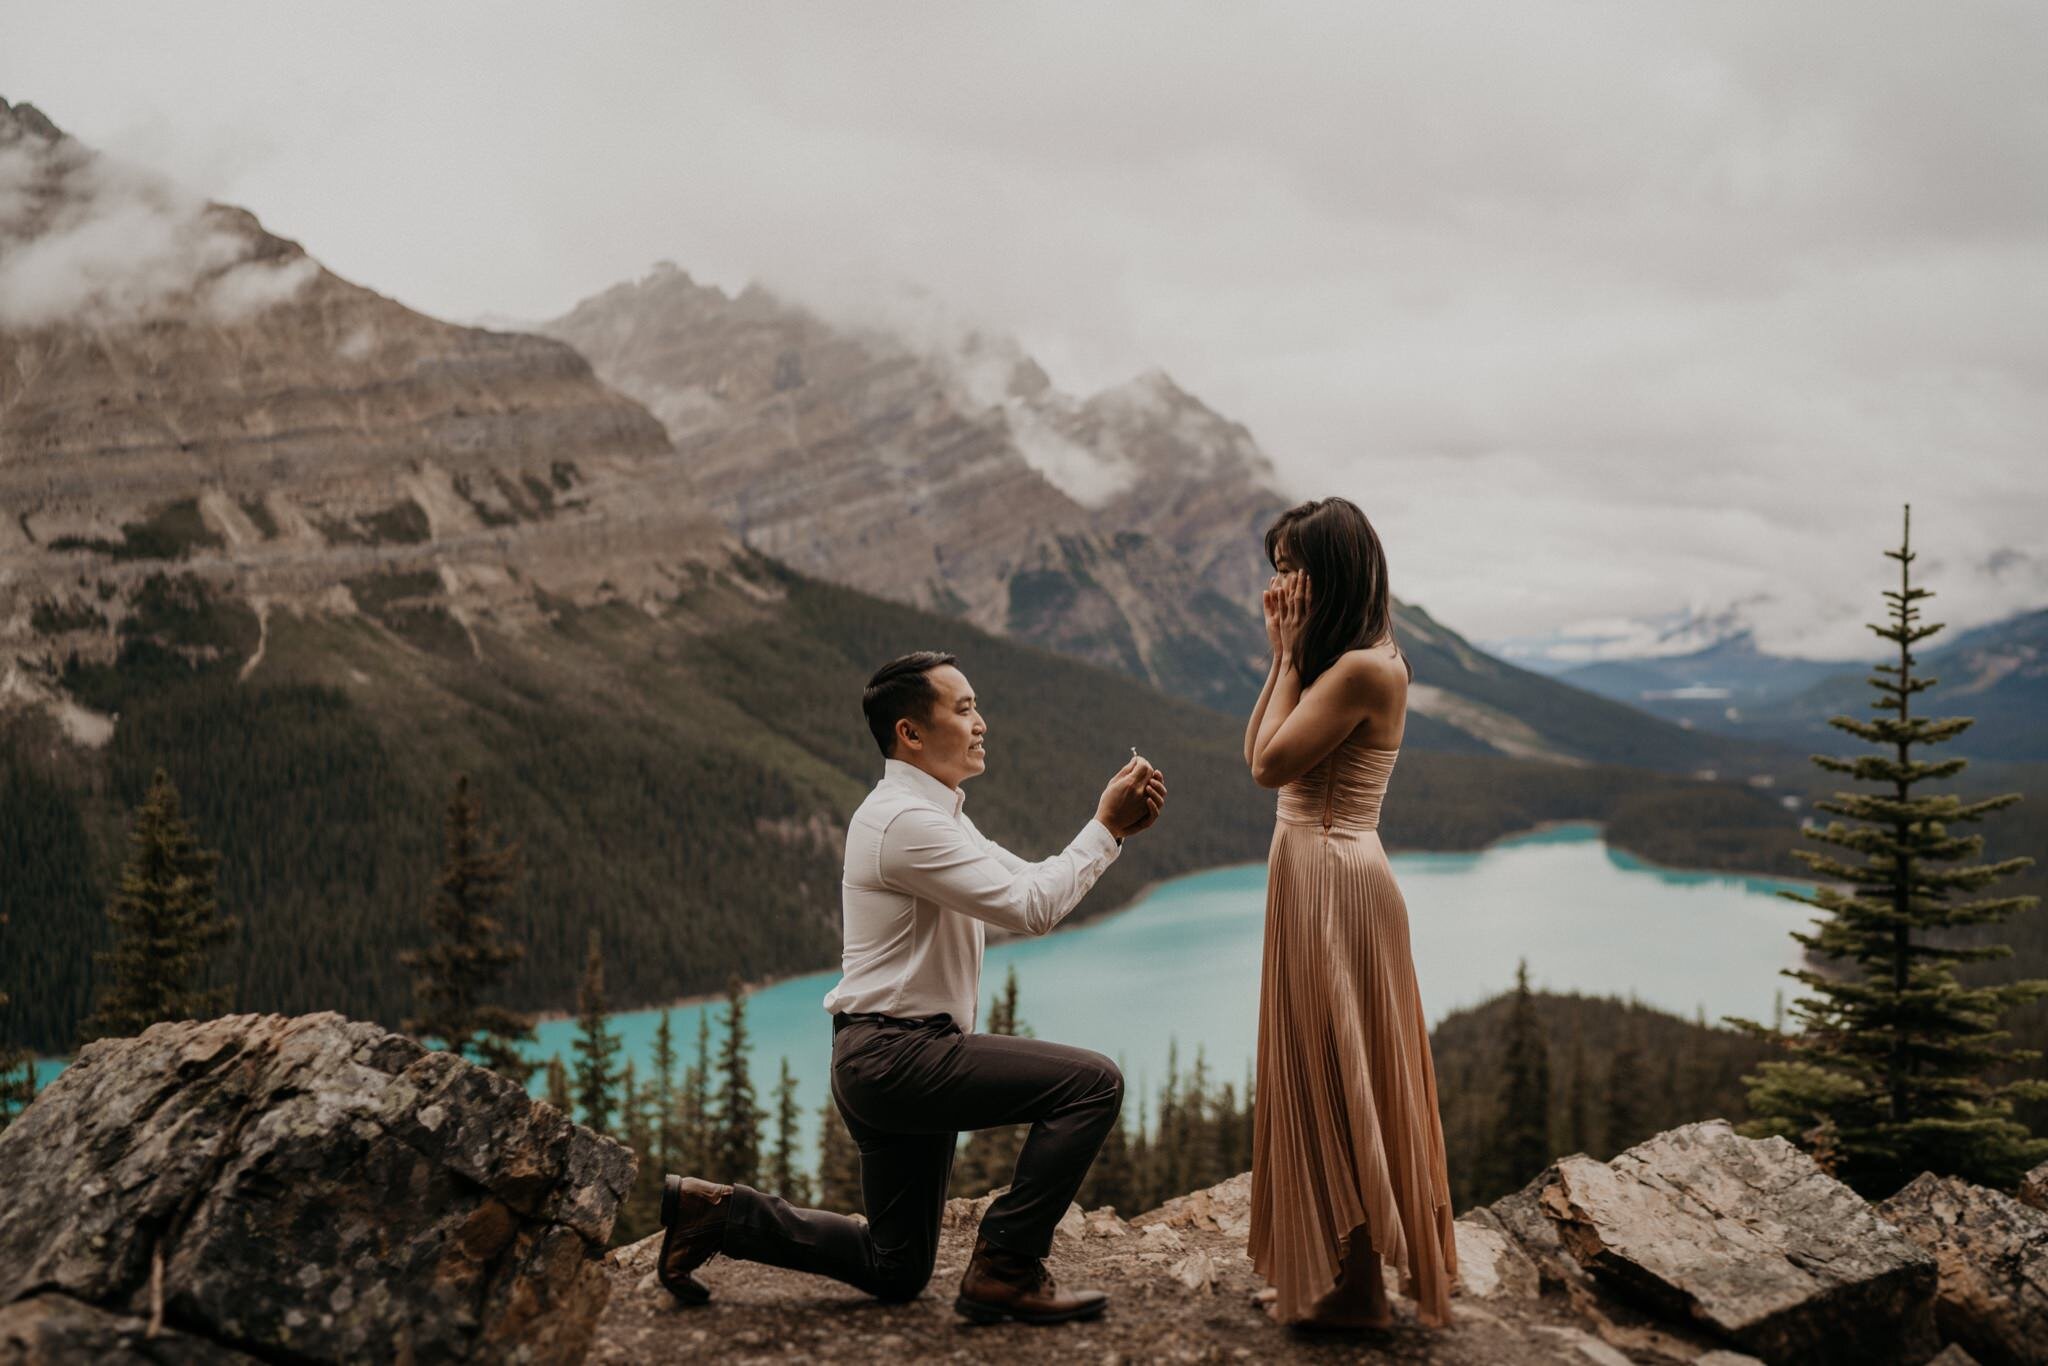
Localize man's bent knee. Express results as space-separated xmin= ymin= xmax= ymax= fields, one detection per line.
xmin=1086 ymin=1051 xmax=1125 ymax=1110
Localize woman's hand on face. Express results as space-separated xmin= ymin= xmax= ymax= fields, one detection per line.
xmin=1262 ymin=575 xmax=1286 ymax=657
xmin=1264 ymin=570 xmax=1309 ymax=661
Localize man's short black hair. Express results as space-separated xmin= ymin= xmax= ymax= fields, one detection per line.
xmin=863 ymin=651 xmax=959 ymax=758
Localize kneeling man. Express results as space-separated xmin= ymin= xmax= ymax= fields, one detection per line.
xmin=657 ymin=650 xmax=1167 ymax=1323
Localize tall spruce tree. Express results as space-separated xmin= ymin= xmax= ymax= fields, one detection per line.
xmin=571 ymin=931 xmax=622 ymax=1134
xmin=769 ymin=1057 xmax=814 ymax=1204
xmin=817 ymin=1095 xmax=864 ymax=1213
xmin=713 ymin=975 xmax=763 ymax=1185
xmin=615 ymin=1060 xmax=662 ymax=1243
xmin=399 ymin=775 xmax=536 ymax=1084
xmin=1564 ymin=1021 xmax=1595 ymax=1156
xmin=80 ymin=768 xmax=235 ymax=1043
xmin=651 ymin=1010 xmax=680 ymax=1176
xmin=544 ymin=1053 xmax=573 ymax=1114
xmin=0 ymin=912 xmax=36 ymax=1130
xmin=1494 ymin=960 xmax=1552 ymax=1188
xmin=1603 ymin=1020 xmax=1650 ymax=1159
xmin=679 ymin=1011 xmax=715 ymax=1174
xmin=1734 ymin=507 xmax=2048 ymax=1193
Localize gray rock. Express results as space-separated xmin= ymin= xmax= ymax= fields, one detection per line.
xmin=0 ymin=1293 xmax=263 ymax=1365
xmin=1926 ymin=1345 xmax=1985 ymax=1366
xmin=1452 ymin=1209 xmax=1542 ymax=1301
xmin=1877 ymin=1172 xmax=2048 ymax=1366
xmin=1535 ymin=1119 xmax=1939 ymax=1365
xmin=2020 ymin=1160 xmax=2048 ymax=1214
xmin=0 ymin=1013 xmax=634 ymax=1364
xmin=1131 ymin=1172 xmax=1251 ymax=1237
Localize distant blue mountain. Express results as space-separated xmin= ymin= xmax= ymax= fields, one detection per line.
xmin=1565 ymin=610 xmax=2048 ymax=761
xmin=1561 ymin=632 xmax=1846 ymax=711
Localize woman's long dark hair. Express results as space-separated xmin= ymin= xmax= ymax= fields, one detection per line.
xmin=1263 ymin=496 xmax=1408 ymax=688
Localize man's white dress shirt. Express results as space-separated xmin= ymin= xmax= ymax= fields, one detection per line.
xmin=821 ymin=758 xmax=1121 ymax=1031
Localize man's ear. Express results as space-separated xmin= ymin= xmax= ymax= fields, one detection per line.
xmin=895 ymin=717 xmax=922 ymax=753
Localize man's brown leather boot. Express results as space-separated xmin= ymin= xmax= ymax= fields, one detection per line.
xmin=656 ymin=1176 xmax=732 ymax=1306
xmin=954 ymin=1235 xmax=1110 ymax=1325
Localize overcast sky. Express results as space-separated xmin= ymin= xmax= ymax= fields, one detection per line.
xmin=4 ymin=2 xmax=2044 ymax=659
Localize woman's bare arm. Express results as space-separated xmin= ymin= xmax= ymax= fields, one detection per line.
xmin=1244 ymin=656 xmax=1284 ymax=769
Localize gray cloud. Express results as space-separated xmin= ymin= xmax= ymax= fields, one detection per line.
xmin=1 ymin=1 xmax=2041 ymax=656
xmin=0 ymin=102 xmax=313 ymax=326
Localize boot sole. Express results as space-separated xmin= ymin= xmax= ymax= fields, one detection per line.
xmin=657 ymin=1176 xmax=711 ymax=1307
xmin=952 ymin=1294 xmax=1109 ymax=1326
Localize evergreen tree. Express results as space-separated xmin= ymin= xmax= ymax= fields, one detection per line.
xmin=1153 ymin=1042 xmax=1187 ymax=1201
xmin=80 ymin=768 xmax=235 ymax=1043
xmin=1564 ymin=1021 xmax=1595 ymax=1156
xmin=1128 ymin=1095 xmax=1155 ymax=1211
xmin=1734 ymin=508 xmax=2048 ymax=1193
xmin=1603 ymin=1020 xmax=1651 ymax=1159
xmin=679 ymin=1010 xmax=715 ymax=1174
xmin=399 ymin=774 xmax=535 ymax=1085
xmin=0 ymin=913 xmax=36 ymax=1131
xmin=952 ymin=967 xmax=1028 ymax=1196
xmin=712 ymin=975 xmax=763 ymax=1186
xmin=769 ymin=1057 xmax=814 ymax=1204
xmin=1494 ymin=960 xmax=1552 ymax=1189
xmin=544 ymin=1053 xmax=572 ymax=1114
xmin=615 ymin=1059 xmax=662 ymax=1243
xmin=651 ymin=1009 xmax=680 ymax=1176
xmin=817 ymin=1095 xmax=864 ymax=1213
xmin=571 ymin=931 xmax=621 ymax=1134
xmin=1184 ymin=1047 xmax=1218 ymax=1188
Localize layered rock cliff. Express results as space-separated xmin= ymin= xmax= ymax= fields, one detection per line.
xmin=539 ymin=265 xmax=1271 ymax=711
xmin=0 ymin=97 xmax=746 ymax=737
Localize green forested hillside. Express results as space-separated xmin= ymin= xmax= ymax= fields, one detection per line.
xmin=1431 ymin=989 xmax=1778 ymax=1210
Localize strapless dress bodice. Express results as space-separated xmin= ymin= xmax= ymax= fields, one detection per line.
xmin=1275 ymin=740 xmax=1398 ymax=831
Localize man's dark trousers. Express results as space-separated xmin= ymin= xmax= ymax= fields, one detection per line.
xmin=720 ymin=1013 xmax=1125 ymax=1301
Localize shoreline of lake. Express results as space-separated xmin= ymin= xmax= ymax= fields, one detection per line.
xmin=31 ymin=816 xmax=1816 ymax=1071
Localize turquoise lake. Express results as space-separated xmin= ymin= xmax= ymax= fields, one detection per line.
xmin=34 ymin=825 xmax=1812 ymax=1164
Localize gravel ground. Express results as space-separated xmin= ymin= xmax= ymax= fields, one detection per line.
xmin=588 ymin=1181 xmax=1646 ymax=1365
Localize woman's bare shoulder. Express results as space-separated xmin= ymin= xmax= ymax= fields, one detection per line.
xmin=1333 ymin=643 xmax=1409 ymax=690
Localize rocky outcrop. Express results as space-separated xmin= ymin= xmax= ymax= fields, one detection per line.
xmin=588 ymin=1120 xmax=2026 ymax=1365
xmin=1878 ymin=1173 xmax=2048 ymax=1366
xmin=0 ymin=1013 xmax=632 ymax=1364
xmin=9 ymin=1036 xmax=2034 ymax=1366
xmin=1533 ymin=1121 xmax=1939 ymax=1364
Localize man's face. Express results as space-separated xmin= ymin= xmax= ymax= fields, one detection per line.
xmin=900 ymin=664 xmax=986 ymax=788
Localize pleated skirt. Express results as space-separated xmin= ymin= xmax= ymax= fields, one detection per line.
xmin=1248 ymin=817 xmax=1458 ymax=1327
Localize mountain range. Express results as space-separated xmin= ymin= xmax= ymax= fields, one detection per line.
xmin=0 ymin=95 xmax=1805 ymax=1049
xmin=538 ymin=264 xmax=1767 ymax=770
xmin=1559 ymin=610 xmax=2048 ymax=761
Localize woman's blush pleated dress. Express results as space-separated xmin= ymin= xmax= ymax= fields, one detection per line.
xmin=1248 ymin=736 xmax=1458 ymax=1326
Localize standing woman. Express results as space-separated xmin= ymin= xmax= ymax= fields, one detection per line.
xmin=1243 ymin=496 xmax=1456 ymax=1330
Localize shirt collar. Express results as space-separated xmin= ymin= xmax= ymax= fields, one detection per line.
xmin=883 ymin=758 xmax=967 ymax=817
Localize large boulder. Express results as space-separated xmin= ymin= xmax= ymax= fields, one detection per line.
xmin=0 ymin=1013 xmax=634 ymax=1364
xmin=1877 ymin=1172 xmax=2048 ymax=1366
xmin=1531 ymin=1120 xmax=1939 ymax=1365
